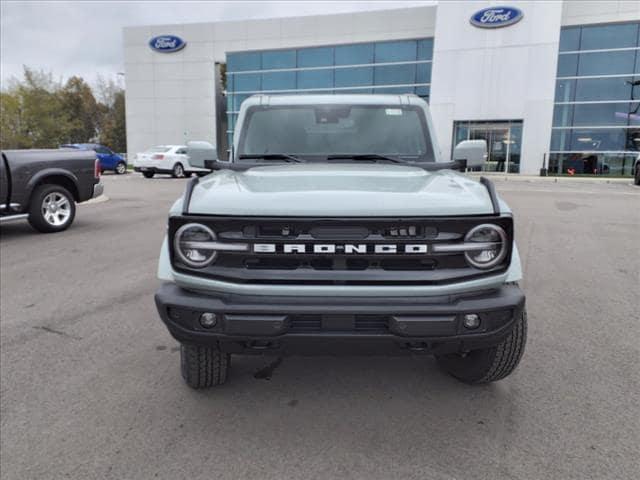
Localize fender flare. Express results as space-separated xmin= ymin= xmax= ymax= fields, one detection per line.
xmin=26 ymin=168 xmax=79 ymax=202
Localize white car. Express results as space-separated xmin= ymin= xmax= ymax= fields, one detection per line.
xmin=133 ymin=145 xmax=210 ymax=178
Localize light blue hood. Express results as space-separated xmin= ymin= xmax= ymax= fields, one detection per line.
xmin=184 ymin=163 xmax=502 ymax=217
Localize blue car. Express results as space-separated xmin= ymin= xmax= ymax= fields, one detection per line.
xmin=61 ymin=143 xmax=127 ymax=174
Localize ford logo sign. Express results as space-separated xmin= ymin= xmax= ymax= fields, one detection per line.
xmin=149 ymin=35 xmax=186 ymax=53
xmin=470 ymin=6 xmax=524 ymax=28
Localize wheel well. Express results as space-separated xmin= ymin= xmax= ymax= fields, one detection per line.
xmin=33 ymin=176 xmax=79 ymax=203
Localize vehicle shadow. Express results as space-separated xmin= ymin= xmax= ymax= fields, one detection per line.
xmin=0 ymin=222 xmax=37 ymax=239
xmin=173 ymin=353 xmax=518 ymax=469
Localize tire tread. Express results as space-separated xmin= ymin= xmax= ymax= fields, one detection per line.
xmin=436 ymin=306 xmax=527 ymax=384
xmin=180 ymin=344 xmax=229 ymax=389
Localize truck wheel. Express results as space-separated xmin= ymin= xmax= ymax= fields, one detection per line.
xmin=436 ymin=309 xmax=527 ymax=384
xmin=142 ymin=171 xmax=155 ymax=179
xmin=28 ymin=184 xmax=76 ymax=233
xmin=172 ymin=163 xmax=185 ymax=178
xmin=180 ymin=344 xmax=230 ymax=389
xmin=634 ymin=164 xmax=640 ymax=185
xmin=115 ymin=162 xmax=127 ymax=175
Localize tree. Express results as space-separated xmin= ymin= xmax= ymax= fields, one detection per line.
xmin=6 ymin=67 xmax=70 ymax=148
xmin=0 ymin=91 xmax=24 ymax=148
xmin=0 ymin=67 xmax=126 ymax=152
xmin=99 ymin=89 xmax=126 ymax=153
xmin=60 ymin=76 xmax=100 ymax=143
xmin=95 ymin=75 xmax=126 ymax=153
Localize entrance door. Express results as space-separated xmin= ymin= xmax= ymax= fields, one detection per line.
xmin=453 ymin=120 xmax=523 ymax=173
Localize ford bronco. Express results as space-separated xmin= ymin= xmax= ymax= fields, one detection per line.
xmin=154 ymin=94 xmax=527 ymax=388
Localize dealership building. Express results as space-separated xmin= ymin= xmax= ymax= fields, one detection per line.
xmin=123 ymin=0 xmax=640 ymax=175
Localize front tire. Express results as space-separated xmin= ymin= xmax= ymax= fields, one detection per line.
xmin=28 ymin=184 xmax=76 ymax=233
xmin=180 ymin=344 xmax=230 ymax=389
xmin=436 ymin=309 xmax=527 ymax=384
xmin=115 ymin=162 xmax=127 ymax=175
xmin=172 ymin=163 xmax=185 ymax=178
xmin=142 ymin=171 xmax=155 ymax=179
xmin=634 ymin=164 xmax=640 ymax=185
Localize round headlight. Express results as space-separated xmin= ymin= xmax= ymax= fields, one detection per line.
xmin=174 ymin=223 xmax=217 ymax=268
xmin=464 ymin=224 xmax=507 ymax=269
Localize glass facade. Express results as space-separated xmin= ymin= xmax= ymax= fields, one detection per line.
xmin=225 ymin=38 xmax=433 ymax=148
xmin=454 ymin=121 xmax=523 ymax=173
xmin=550 ymin=22 xmax=640 ymax=176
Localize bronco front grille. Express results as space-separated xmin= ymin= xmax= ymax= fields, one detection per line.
xmin=169 ymin=216 xmax=513 ymax=286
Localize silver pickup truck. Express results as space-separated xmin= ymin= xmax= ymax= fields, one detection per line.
xmin=1 ymin=149 xmax=103 ymax=232
xmin=154 ymin=94 xmax=527 ymax=389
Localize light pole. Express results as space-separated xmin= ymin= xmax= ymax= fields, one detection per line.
xmin=624 ymin=79 xmax=640 ymax=175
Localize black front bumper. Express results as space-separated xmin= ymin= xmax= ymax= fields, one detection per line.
xmin=155 ymin=283 xmax=525 ymax=356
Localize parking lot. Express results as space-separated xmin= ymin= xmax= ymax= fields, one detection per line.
xmin=1 ymin=173 xmax=638 ymax=479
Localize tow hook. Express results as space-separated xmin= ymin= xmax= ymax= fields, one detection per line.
xmin=406 ymin=342 xmax=429 ymax=352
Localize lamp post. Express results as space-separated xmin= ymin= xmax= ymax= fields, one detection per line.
xmin=624 ymin=79 xmax=640 ymax=175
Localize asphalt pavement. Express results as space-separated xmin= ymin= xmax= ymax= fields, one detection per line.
xmin=1 ymin=173 xmax=639 ymax=479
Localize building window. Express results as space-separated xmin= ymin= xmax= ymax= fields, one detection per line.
xmin=453 ymin=120 xmax=523 ymax=173
xmin=225 ymin=37 xmax=433 ymax=142
xmin=550 ymin=21 xmax=640 ymax=176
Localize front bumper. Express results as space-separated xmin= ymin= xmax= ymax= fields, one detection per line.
xmin=155 ymin=283 xmax=525 ymax=355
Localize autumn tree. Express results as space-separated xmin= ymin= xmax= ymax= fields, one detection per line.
xmin=0 ymin=67 xmax=126 ymax=152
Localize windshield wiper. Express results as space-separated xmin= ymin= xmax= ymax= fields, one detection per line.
xmin=238 ymin=153 xmax=303 ymax=163
xmin=326 ymin=154 xmax=405 ymax=164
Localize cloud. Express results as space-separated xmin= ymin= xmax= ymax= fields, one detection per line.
xmin=0 ymin=1 xmax=431 ymax=88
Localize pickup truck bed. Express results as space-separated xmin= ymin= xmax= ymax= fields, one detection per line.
xmin=1 ymin=149 xmax=103 ymax=232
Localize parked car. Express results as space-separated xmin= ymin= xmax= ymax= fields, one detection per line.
xmin=133 ymin=145 xmax=211 ymax=178
xmin=634 ymin=154 xmax=640 ymax=185
xmin=1 ymin=148 xmax=103 ymax=232
xmin=155 ymin=94 xmax=527 ymax=389
xmin=61 ymin=143 xmax=127 ymax=174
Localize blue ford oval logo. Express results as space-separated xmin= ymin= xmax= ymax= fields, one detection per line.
xmin=470 ymin=6 xmax=524 ymax=28
xmin=149 ymin=35 xmax=186 ymax=53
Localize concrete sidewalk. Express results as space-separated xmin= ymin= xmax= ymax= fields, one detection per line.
xmin=470 ymin=172 xmax=634 ymax=184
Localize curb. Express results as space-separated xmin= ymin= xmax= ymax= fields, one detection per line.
xmin=469 ymin=174 xmax=633 ymax=185
xmin=81 ymin=195 xmax=110 ymax=205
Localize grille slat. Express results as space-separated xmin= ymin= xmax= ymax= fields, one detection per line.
xmin=170 ymin=216 xmax=513 ymax=286
xmin=289 ymin=315 xmax=388 ymax=333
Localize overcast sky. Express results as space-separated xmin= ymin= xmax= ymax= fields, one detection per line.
xmin=0 ymin=1 xmax=431 ymax=89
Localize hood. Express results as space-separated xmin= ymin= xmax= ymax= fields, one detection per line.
xmin=185 ymin=163 xmax=498 ymax=217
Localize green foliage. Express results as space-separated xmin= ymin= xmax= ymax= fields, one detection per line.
xmin=0 ymin=66 xmax=126 ymax=152
xmin=95 ymin=76 xmax=127 ymax=153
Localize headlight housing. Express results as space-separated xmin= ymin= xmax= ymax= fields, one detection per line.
xmin=174 ymin=223 xmax=217 ymax=268
xmin=464 ymin=224 xmax=508 ymax=269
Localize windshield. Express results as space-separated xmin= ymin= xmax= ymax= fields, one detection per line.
xmin=237 ymin=105 xmax=435 ymax=162
xmin=145 ymin=146 xmax=172 ymax=153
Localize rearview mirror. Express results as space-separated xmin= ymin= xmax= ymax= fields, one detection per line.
xmin=452 ymin=140 xmax=487 ymax=170
xmin=186 ymin=141 xmax=217 ymax=169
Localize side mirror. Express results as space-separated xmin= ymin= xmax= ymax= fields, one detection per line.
xmin=186 ymin=141 xmax=217 ymax=169
xmin=453 ymin=140 xmax=487 ymax=170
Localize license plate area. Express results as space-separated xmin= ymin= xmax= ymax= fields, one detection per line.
xmin=321 ymin=315 xmax=355 ymax=331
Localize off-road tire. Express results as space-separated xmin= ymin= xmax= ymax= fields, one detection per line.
xmin=634 ymin=164 xmax=640 ymax=185
xmin=436 ymin=308 xmax=527 ymax=384
xmin=172 ymin=163 xmax=185 ymax=178
xmin=115 ymin=162 xmax=127 ymax=174
xmin=142 ymin=171 xmax=155 ymax=179
xmin=27 ymin=184 xmax=76 ymax=233
xmin=180 ymin=344 xmax=230 ymax=389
